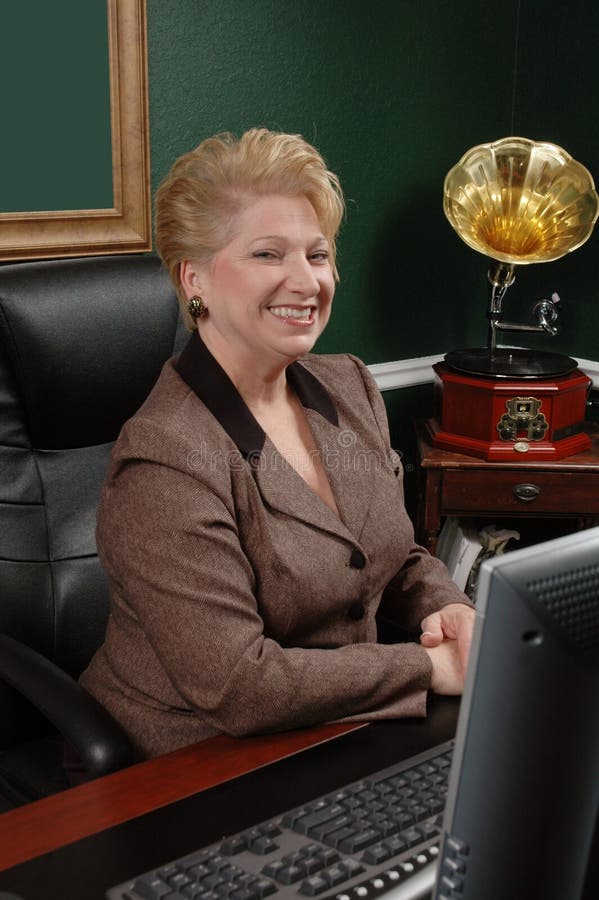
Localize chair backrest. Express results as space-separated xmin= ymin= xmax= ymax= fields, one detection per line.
xmin=0 ymin=255 xmax=184 ymax=743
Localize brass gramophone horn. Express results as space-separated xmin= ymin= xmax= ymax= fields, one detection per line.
xmin=443 ymin=137 xmax=599 ymax=376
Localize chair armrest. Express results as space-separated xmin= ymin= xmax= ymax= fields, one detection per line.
xmin=0 ymin=634 xmax=134 ymax=780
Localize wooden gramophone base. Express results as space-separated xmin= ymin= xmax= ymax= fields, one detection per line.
xmin=432 ymin=363 xmax=591 ymax=461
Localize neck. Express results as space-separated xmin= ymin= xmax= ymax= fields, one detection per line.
xmin=198 ymin=325 xmax=290 ymax=408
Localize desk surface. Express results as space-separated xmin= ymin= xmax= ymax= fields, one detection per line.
xmin=0 ymin=721 xmax=367 ymax=873
xmin=0 ymin=699 xmax=460 ymax=900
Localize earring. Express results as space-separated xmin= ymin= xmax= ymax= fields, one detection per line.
xmin=187 ymin=296 xmax=208 ymax=320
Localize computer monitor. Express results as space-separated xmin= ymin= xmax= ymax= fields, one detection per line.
xmin=435 ymin=526 xmax=599 ymax=900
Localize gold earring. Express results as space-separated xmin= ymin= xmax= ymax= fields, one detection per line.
xmin=187 ymin=296 xmax=208 ymax=320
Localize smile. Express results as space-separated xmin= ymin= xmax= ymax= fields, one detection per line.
xmin=268 ymin=306 xmax=315 ymax=325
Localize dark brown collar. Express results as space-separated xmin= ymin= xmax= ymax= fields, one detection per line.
xmin=175 ymin=332 xmax=338 ymax=458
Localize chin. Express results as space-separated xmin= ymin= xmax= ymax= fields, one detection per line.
xmin=281 ymin=333 xmax=320 ymax=359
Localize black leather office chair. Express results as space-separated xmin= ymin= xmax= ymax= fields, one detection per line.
xmin=0 ymin=254 xmax=186 ymax=810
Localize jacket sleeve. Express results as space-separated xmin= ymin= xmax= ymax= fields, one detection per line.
xmin=347 ymin=355 xmax=473 ymax=633
xmin=96 ymin=435 xmax=434 ymax=739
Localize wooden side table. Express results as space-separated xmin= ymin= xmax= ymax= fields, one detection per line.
xmin=415 ymin=419 xmax=599 ymax=555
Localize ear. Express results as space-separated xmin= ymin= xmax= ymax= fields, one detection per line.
xmin=180 ymin=259 xmax=207 ymax=299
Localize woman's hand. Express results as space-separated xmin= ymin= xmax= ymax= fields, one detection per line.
xmin=420 ymin=603 xmax=476 ymax=695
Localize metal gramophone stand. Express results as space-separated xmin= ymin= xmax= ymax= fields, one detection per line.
xmin=431 ymin=264 xmax=592 ymax=461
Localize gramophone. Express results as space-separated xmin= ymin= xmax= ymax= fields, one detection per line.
xmin=431 ymin=136 xmax=599 ymax=460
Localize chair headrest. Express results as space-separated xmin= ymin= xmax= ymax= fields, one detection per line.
xmin=0 ymin=255 xmax=182 ymax=449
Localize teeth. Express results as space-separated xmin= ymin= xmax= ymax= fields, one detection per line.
xmin=269 ymin=306 xmax=312 ymax=320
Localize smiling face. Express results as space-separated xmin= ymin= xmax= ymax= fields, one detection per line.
xmin=181 ymin=194 xmax=336 ymax=381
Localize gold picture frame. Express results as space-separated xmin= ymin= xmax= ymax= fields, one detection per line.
xmin=0 ymin=0 xmax=151 ymax=261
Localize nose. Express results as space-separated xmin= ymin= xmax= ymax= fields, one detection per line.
xmin=286 ymin=254 xmax=320 ymax=296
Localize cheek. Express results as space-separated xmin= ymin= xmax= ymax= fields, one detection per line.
xmin=321 ymin=275 xmax=335 ymax=307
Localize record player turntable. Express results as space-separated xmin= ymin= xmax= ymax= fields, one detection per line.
xmin=432 ymin=136 xmax=599 ymax=460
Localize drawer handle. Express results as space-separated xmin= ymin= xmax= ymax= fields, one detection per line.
xmin=513 ymin=483 xmax=541 ymax=502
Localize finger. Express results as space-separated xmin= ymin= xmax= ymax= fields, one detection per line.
xmin=420 ymin=630 xmax=442 ymax=647
xmin=454 ymin=612 xmax=474 ymax=673
xmin=420 ymin=612 xmax=443 ymax=641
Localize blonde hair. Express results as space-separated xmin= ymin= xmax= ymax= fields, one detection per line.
xmin=155 ymin=128 xmax=345 ymax=329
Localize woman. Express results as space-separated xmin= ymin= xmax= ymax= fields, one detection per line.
xmin=80 ymin=128 xmax=474 ymax=760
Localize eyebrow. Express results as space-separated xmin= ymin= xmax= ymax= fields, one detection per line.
xmin=249 ymin=234 xmax=328 ymax=244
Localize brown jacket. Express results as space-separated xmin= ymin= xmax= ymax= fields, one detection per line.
xmin=81 ymin=334 xmax=469 ymax=758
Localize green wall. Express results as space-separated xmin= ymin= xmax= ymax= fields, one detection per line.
xmin=509 ymin=0 xmax=599 ymax=363
xmin=147 ymin=0 xmax=599 ymax=366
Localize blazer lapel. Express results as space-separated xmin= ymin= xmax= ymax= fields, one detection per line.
xmin=304 ymin=408 xmax=377 ymax=542
xmin=176 ymin=334 xmax=377 ymax=543
xmin=252 ymin=410 xmax=376 ymax=545
xmin=252 ymin=434 xmax=356 ymax=543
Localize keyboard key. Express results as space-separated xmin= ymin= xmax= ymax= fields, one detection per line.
xmin=182 ymin=886 xmax=207 ymax=899
xmin=276 ymin=865 xmax=305 ymax=885
xmin=380 ymin=819 xmax=401 ymax=838
xmin=340 ymin=858 xmax=363 ymax=878
xmin=295 ymin=804 xmax=345 ymax=835
xmin=382 ymin=835 xmax=407 ymax=856
xmin=302 ymin=858 xmax=325 ymax=875
xmin=299 ymin=874 xmax=329 ymax=896
xmin=318 ymin=849 xmax=340 ymax=866
xmin=219 ymin=865 xmax=243 ymax=882
xmin=401 ymin=828 xmax=425 ymax=848
xmin=187 ymin=864 xmax=212 ymax=880
xmin=261 ymin=861 xmax=285 ymax=879
xmin=158 ymin=865 xmax=181 ymax=882
xmin=281 ymin=807 xmax=309 ymax=827
xmin=169 ymin=874 xmax=194 ymax=891
xmin=220 ymin=836 xmax=248 ymax=856
xmin=339 ymin=827 xmax=382 ymax=854
xmin=322 ymin=864 xmax=348 ymax=887
xmin=362 ymin=844 xmax=392 ymax=865
xmin=132 ymin=874 xmax=172 ymax=898
xmin=230 ymin=889 xmax=258 ymax=900
xmin=415 ymin=821 xmax=440 ymax=841
xmin=251 ymin=878 xmax=277 ymax=898
xmin=249 ymin=836 xmax=279 ymax=855
xmin=323 ymin=825 xmax=357 ymax=849
xmin=310 ymin=815 xmax=354 ymax=842
xmin=409 ymin=804 xmax=429 ymax=821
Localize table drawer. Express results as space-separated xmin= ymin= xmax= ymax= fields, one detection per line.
xmin=441 ymin=469 xmax=599 ymax=515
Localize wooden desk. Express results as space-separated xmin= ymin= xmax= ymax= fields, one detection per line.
xmin=415 ymin=420 xmax=599 ymax=555
xmin=0 ymin=721 xmax=364 ymax=874
xmin=0 ymin=701 xmax=460 ymax=900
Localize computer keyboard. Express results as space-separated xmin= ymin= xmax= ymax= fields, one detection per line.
xmin=107 ymin=741 xmax=453 ymax=900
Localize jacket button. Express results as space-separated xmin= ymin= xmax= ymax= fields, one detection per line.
xmin=349 ymin=549 xmax=366 ymax=569
xmin=348 ymin=602 xmax=365 ymax=620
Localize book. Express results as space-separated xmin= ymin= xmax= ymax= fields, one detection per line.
xmin=436 ymin=518 xmax=483 ymax=592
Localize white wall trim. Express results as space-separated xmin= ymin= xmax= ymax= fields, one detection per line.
xmin=368 ymin=355 xmax=444 ymax=391
xmin=577 ymin=357 xmax=599 ymax=389
xmin=369 ymin=353 xmax=599 ymax=392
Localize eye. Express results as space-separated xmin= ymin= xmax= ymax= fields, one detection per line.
xmin=310 ymin=250 xmax=330 ymax=263
xmin=252 ymin=250 xmax=279 ymax=260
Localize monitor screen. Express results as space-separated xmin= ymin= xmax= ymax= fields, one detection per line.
xmin=435 ymin=526 xmax=599 ymax=900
